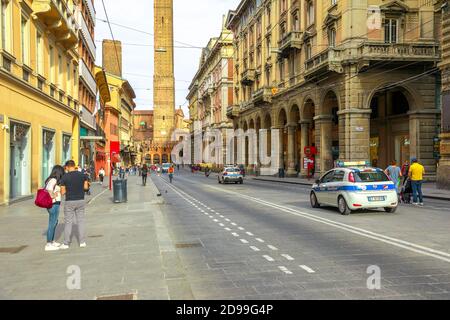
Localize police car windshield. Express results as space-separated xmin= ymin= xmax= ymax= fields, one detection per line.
xmin=226 ymin=168 xmax=240 ymax=172
xmin=353 ymin=170 xmax=389 ymax=182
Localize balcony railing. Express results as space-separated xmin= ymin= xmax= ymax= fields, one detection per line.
xmin=80 ymin=59 xmax=97 ymax=95
xmin=252 ymin=87 xmax=273 ymax=104
xmin=278 ymin=30 xmax=303 ymax=57
xmin=77 ymin=10 xmax=96 ymax=59
xmin=226 ymin=105 xmax=240 ymax=119
xmin=241 ymin=68 xmax=255 ymax=85
xmin=32 ymin=0 xmax=79 ymax=50
xmin=357 ymin=42 xmax=440 ymax=61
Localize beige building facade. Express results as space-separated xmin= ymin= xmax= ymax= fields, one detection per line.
xmin=187 ymin=20 xmax=234 ymax=165
xmin=225 ymin=0 xmax=441 ymax=178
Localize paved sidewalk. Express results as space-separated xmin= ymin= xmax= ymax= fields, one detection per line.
xmin=0 ymin=175 xmax=188 ymax=300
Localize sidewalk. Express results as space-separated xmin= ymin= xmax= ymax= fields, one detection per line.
xmin=0 ymin=175 xmax=186 ymax=300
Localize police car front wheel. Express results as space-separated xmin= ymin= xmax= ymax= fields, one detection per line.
xmin=338 ymin=196 xmax=352 ymax=215
xmin=310 ymin=192 xmax=320 ymax=208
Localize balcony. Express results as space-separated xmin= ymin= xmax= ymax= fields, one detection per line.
xmin=357 ymin=42 xmax=440 ymax=62
xmin=80 ymin=59 xmax=97 ymax=95
xmin=84 ymin=0 xmax=95 ymax=23
xmin=304 ymin=48 xmax=343 ymax=78
xmin=252 ymin=87 xmax=273 ymax=104
xmin=278 ymin=31 xmax=303 ymax=57
xmin=32 ymin=0 xmax=79 ymax=50
xmin=241 ymin=68 xmax=256 ymax=86
xmin=77 ymin=9 xmax=96 ymax=59
xmin=226 ymin=105 xmax=240 ymax=119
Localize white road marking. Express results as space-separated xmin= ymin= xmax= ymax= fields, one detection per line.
xmin=267 ymin=245 xmax=278 ymax=251
xmin=224 ymin=228 xmax=231 ymax=231
xmin=240 ymin=239 xmax=249 ymax=244
xmin=231 ymin=233 xmax=239 ymax=237
xmin=250 ymin=246 xmax=260 ymax=252
xmin=256 ymin=238 xmax=265 ymax=243
xmin=219 ymin=215 xmax=224 ymax=218
xmin=281 ymin=254 xmax=295 ymax=261
xmin=225 ymin=218 xmax=231 ymax=222
xmin=263 ymin=255 xmax=275 ymax=262
xmin=87 ymin=188 xmax=108 ymax=205
xmin=246 ymin=231 xmax=254 ymax=236
xmin=213 ymin=219 xmax=219 ymax=222
xmin=299 ymin=265 xmax=315 ymax=273
xmin=278 ymin=266 xmax=293 ymax=275
xmin=219 ymin=223 xmax=225 ymax=227
xmin=238 ymin=227 xmax=245 ymax=231
xmin=207 ymin=185 xmax=450 ymax=264
xmin=231 ymin=223 xmax=237 ymax=226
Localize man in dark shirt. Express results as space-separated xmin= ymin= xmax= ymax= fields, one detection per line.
xmin=59 ymin=160 xmax=89 ymax=249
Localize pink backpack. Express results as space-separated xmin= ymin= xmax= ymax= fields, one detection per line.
xmin=35 ymin=184 xmax=53 ymax=209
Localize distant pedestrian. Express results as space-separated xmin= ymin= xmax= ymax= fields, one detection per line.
xmin=43 ymin=165 xmax=65 ymax=251
xmin=401 ymin=160 xmax=410 ymax=183
xmin=59 ymin=160 xmax=90 ymax=249
xmin=385 ymin=160 xmax=402 ymax=195
xmin=168 ymin=165 xmax=174 ymax=183
xmin=142 ymin=164 xmax=149 ymax=186
xmin=119 ymin=166 xmax=125 ymax=179
xmin=408 ymin=157 xmax=425 ymax=206
xmin=98 ymin=167 xmax=105 ymax=185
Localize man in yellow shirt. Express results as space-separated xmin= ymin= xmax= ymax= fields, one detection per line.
xmin=408 ymin=157 xmax=425 ymax=206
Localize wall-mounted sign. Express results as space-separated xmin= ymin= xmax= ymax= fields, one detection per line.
xmin=355 ymin=126 xmax=364 ymax=132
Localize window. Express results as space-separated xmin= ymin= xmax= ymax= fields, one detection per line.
xmin=36 ymin=32 xmax=43 ymax=75
xmin=328 ymin=28 xmax=336 ymax=48
xmin=292 ymin=12 xmax=299 ymax=31
xmin=1 ymin=0 xmax=12 ymax=52
xmin=305 ymin=42 xmax=312 ymax=60
xmin=279 ymin=60 xmax=284 ymax=82
xmin=307 ymin=1 xmax=315 ymax=26
xmin=320 ymin=171 xmax=334 ymax=183
xmin=66 ymin=62 xmax=71 ymax=95
xmin=332 ymin=170 xmax=345 ymax=182
xmin=58 ymin=53 xmax=62 ymax=86
xmin=21 ymin=14 xmax=30 ymax=65
xmin=266 ymin=6 xmax=271 ymax=26
xmin=331 ymin=0 xmax=337 ymax=6
xmin=384 ymin=19 xmax=397 ymax=43
xmin=49 ymin=45 xmax=55 ymax=83
xmin=266 ymin=36 xmax=271 ymax=56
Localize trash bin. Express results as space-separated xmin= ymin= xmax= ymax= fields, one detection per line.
xmin=113 ymin=179 xmax=127 ymax=203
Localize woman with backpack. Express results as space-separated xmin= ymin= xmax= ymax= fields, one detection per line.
xmin=44 ymin=165 xmax=65 ymax=251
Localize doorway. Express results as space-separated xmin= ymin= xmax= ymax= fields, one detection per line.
xmin=9 ymin=122 xmax=31 ymax=199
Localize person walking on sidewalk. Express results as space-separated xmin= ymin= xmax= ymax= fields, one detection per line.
xmin=59 ymin=160 xmax=90 ymax=249
xmin=408 ymin=157 xmax=425 ymax=206
xmin=98 ymin=167 xmax=105 ymax=185
xmin=43 ymin=165 xmax=65 ymax=251
xmin=142 ymin=164 xmax=149 ymax=186
xmin=168 ymin=165 xmax=174 ymax=183
xmin=385 ymin=160 xmax=402 ymax=196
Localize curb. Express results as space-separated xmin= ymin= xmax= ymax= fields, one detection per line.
xmin=251 ymin=178 xmax=450 ymax=202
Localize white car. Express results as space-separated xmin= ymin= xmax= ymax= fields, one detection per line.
xmin=218 ymin=167 xmax=244 ymax=184
xmin=310 ymin=164 xmax=398 ymax=215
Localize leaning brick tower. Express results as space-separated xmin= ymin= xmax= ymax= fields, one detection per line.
xmin=153 ymin=0 xmax=175 ymax=146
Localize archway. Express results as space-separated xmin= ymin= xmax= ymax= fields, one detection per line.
xmin=162 ymin=154 xmax=169 ymax=163
xmin=287 ymin=104 xmax=301 ymax=176
xmin=301 ymin=98 xmax=316 ymax=177
xmin=277 ymin=108 xmax=288 ymax=170
xmin=243 ymin=121 xmax=249 ymax=167
xmin=153 ymin=154 xmax=160 ymax=165
xmin=321 ymin=91 xmax=339 ymax=172
xmin=369 ymin=87 xmax=411 ymax=169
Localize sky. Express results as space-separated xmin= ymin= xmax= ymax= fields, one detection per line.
xmin=95 ymin=0 xmax=241 ymax=117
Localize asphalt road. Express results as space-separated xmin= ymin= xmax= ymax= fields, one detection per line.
xmin=152 ymin=170 xmax=450 ymax=300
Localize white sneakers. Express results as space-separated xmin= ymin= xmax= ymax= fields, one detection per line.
xmin=79 ymin=243 xmax=87 ymax=248
xmin=44 ymin=243 xmax=60 ymax=251
xmin=59 ymin=244 xmax=70 ymax=250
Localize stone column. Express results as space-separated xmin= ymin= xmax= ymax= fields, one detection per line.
xmin=286 ymin=123 xmax=297 ymax=176
xmin=271 ymin=126 xmax=284 ymax=175
xmin=299 ymin=120 xmax=310 ymax=177
xmin=315 ymin=116 xmax=334 ymax=174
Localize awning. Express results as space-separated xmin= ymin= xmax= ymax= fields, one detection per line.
xmin=80 ymin=136 xmax=105 ymax=141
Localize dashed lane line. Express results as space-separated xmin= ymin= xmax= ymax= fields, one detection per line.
xmin=240 ymin=239 xmax=249 ymax=244
xmin=299 ymin=265 xmax=316 ymax=273
xmin=250 ymin=246 xmax=260 ymax=252
xmin=279 ymin=266 xmax=293 ymax=275
xmin=281 ymin=254 xmax=295 ymax=261
xmin=263 ymin=255 xmax=275 ymax=262
xmin=268 ymin=245 xmax=278 ymax=251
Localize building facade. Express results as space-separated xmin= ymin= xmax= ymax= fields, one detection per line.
xmin=77 ymin=0 xmax=97 ymax=169
xmin=187 ymin=19 xmax=234 ymax=166
xmin=225 ymin=0 xmax=441 ymax=179
xmin=438 ymin=0 xmax=450 ymax=189
xmin=132 ymin=110 xmax=154 ymax=165
xmin=0 ymin=0 xmax=80 ymax=204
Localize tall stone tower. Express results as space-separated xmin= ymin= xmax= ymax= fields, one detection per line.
xmin=153 ymin=0 xmax=175 ymax=145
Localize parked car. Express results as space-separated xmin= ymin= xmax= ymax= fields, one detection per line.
xmin=310 ymin=161 xmax=398 ymax=215
xmin=218 ymin=167 xmax=244 ymax=184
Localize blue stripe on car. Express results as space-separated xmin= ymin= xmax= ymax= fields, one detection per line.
xmin=313 ymin=184 xmax=395 ymax=192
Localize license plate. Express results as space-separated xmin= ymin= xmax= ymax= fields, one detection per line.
xmin=368 ymin=196 xmax=385 ymax=202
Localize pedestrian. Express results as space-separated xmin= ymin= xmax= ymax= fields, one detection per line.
xmin=98 ymin=167 xmax=105 ymax=185
xmin=59 ymin=160 xmax=90 ymax=249
xmin=142 ymin=164 xmax=149 ymax=186
xmin=119 ymin=166 xmax=125 ymax=179
xmin=401 ymin=160 xmax=410 ymax=183
xmin=408 ymin=157 xmax=425 ymax=206
xmin=177 ymin=164 xmax=180 ymax=171
xmin=385 ymin=160 xmax=402 ymax=195
xmin=168 ymin=165 xmax=174 ymax=183
xmin=43 ymin=165 xmax=65 ymax=251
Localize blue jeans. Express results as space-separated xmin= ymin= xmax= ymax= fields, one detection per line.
xmin=46 ymin=203 xmax=60 ymax=242
xmin=411 ymin=180 xmax=423 ymax=203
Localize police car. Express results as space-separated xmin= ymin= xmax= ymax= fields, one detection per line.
xmin=310 ymin=161 xmax=398 ymax=215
